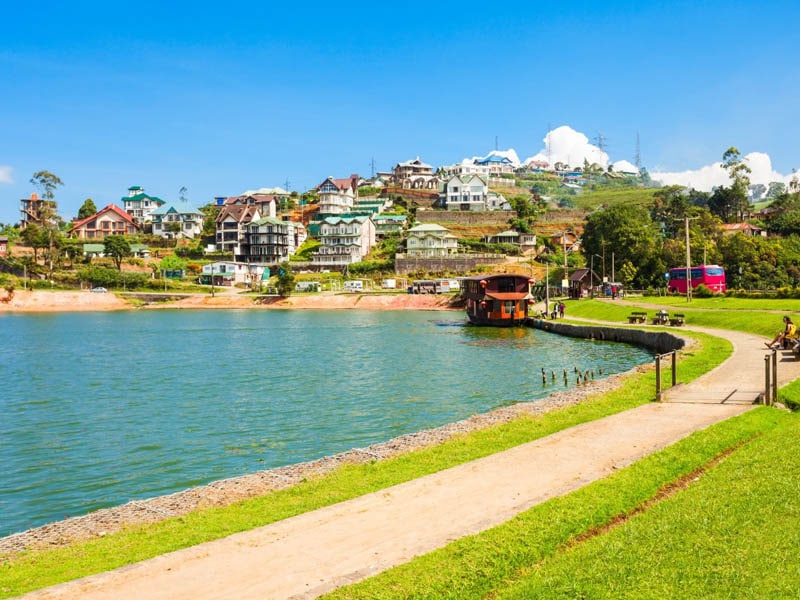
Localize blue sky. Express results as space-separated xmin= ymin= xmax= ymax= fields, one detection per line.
xmin=2 ymin=1 xmax=798 ymax=224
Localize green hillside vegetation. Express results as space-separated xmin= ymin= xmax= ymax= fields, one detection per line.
xmin=573 ymin=185 xmax=659 ymax=210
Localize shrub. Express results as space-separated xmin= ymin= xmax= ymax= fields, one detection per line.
xmin=694 ymin=283 xmax=715 ymax=298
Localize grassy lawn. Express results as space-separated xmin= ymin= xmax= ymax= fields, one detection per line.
xmin=0 ymin=328 xmax=725 ymax=598
xmin=325 ymin=408 xmax=795 ymax=599
xmin=493 ymin=412 xmax=800 ymax=599
xmin=563 ymin=297 xmax=786 ymax=338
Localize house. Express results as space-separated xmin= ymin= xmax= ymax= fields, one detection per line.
xmin=392 ymin=157 xmax=438 ymax=189
xmin=474 ymin=153 xmax=515 ymax=175
xmin=484 ymin=230 xmax=537 ymax=254
xmin=246 ymin=217 xmax=294 ymax=264
xmin=150 ymin=203 xmax=204 ymax=240
xmin=373 ymin=214 xmax=407 ymax=238
xmin=122 ymin=186 xmax=166 ymax=224
xmin=486 ymin=191 xmax=511 ymax=211
xmin=311 ymin=215 xmax=376 ymax=267
xmin=68 ymin=204 xmax=139 ymax=239
xmin=437 ymin=159 xmax=491 ymax=178
xmin=200 ymin=261 xmax=266 ymax=287
xmin=317 ymin=175 xmax=359 ymax=215
xmin=405 ymin=224 xmax=458 ymax=257
xmin=442 ymin=174 xmax=488 ymax=211
xmin=220 ymin=193 xmax=279 ymax=219
xmin=568 ymin=268 xmax=599 ymax=299
xmin=215 ymin=204 xmax=262 ymax=259
xmin=550 ymin=231 xmax=581 ymax=253
xmin=0 ymin=235 xmax=7 ymax=257
xmin=19 ymin=193 xmax=57 ymax=229
xmin=720 ymin=223 xmax=766 ymax=237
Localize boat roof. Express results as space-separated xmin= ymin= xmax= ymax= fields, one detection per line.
xmin=485 ymin=292 xmax=533 ymax=301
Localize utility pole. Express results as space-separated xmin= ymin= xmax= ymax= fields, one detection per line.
xmin=369 ymin=157 xmax=376 ymax=179
xmin=685 ymin=216 xmax=692 ymax=303
xmin=635 ymin=131 xmax=641 ymax=172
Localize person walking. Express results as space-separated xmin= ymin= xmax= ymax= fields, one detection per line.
xmin=558 ymin=301 xmax=565 ymax=318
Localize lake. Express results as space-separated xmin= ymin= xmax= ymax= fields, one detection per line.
xmin=0 ymin=309 xmax=652 ymax=537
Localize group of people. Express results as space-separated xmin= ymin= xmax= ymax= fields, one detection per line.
xmin=767 ymin=315 xmax=799 ymax=350
xmin=534 ymin=301 xmax=566 ymax=320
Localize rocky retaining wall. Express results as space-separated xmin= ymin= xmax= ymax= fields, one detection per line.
xmin=529 ymin=319 xmax=685 ymax=355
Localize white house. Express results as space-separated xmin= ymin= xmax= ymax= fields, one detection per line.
xmin=150 ymin=203 xmax=204 ymax=239
xmin=311 ymin=215 xmax=376 ymax=266
xmin=443 ymin=174 xmax=489 ymax=211
xmin=122 ymin=186 xmax=166 ymax=224
xmin=405 ymin=224 xmax=458 ymax=257
xmin=317 ymin=175 xmax=358 ymax=215
xmin=200 ymin=261 xmax=267 ymax=287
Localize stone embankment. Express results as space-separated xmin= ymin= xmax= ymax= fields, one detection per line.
xmin=530 ymin=319 xmax=686 ymax=355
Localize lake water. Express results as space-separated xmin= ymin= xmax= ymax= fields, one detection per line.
xmin=0 ymin=309 xmax=652 ymax=537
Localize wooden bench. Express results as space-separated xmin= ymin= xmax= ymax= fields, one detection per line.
xmin=627 ymin=311 xmax=648 ymax=324
xmin=652 ymin=313 xmax=669 ymax=325
xmin=669 ymin=313 xmax=685 ymax=326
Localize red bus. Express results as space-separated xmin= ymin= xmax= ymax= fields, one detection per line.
xmin=667 ymin=265 xmax=726 ymax=294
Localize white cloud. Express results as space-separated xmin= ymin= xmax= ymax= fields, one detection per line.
xmin=0 ymin=166 xmax=13 ymax=184
xmin=651 ymin=152 xmax=795 ymax=192
xmin=523 ymin=126 xmax=610 ymax=169
xmin=612 ymin=160 xmax=639 ymax=174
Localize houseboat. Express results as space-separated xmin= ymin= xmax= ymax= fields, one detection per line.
xmin=462 ymin=274 xmax=535 ymax=326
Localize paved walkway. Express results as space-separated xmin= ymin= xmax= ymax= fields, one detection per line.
xmin=23 ymin=328 xmax=799 ymax=600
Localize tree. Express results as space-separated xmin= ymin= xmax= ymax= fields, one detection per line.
xmin=275 ymin=261 xmax=295 ymax=297
xmin=767 ymin=182 xmax=786 ymax=200
xmin=749 ymin=183 xmax=766 ymax=202
xmin=708 ymin=147 xmax=751 ymax=223
xmin=29 ymin=170 xmax=63 ymax=200
xmin=582 ymin=203 xmax=663 ymax=287
xmin=78 ymin=198 xmax=97 ymax=220
xmin=103 ymin=235 xmax=131 ymax=271
xmin=20 ymin=223 xmax=43 ymax=261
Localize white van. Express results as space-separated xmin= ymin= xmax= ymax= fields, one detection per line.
xmin=344 ymin=280 xmax=364 ymax=292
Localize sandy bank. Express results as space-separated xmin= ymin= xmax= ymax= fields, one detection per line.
xmin=0 ymin=290 xmax=131 ymax=312
xmin=0 ymin=290 xmax=458 ymax=313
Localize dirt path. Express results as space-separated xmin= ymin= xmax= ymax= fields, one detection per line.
xmin=21 ymin=327 xmax=795 ymax=600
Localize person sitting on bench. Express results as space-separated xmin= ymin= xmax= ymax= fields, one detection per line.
xmin=766 ymin=316 xmax=796 ymax=349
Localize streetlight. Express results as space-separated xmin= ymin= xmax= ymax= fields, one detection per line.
xmin=590 ymin=253 xmax=603 ymax=297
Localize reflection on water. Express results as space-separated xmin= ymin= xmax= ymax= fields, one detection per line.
xmin=0 ymin=310 xmax=651 ymax=536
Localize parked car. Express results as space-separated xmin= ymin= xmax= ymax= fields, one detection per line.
xmin=90 ymin=287 xmax=108 ymax=293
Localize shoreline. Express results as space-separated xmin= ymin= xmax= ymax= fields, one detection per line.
xmin=0 ymin=363 xmax=644 ymax=557
xmin=0 ymin=289 xmax=458 ymax=313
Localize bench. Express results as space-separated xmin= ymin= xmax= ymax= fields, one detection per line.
xmin=652 ymin=313 xmax=669 ymax=325
xmin=669 ymin=313 xmax=685 ymax=326
xmin=627 ymin=311 xmax=648 ymax=324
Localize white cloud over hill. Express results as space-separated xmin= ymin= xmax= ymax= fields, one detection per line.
xmin=0 ymin=166 xmax=13 ymax=184
xmin=523 ymin=126 xmax=610 ymax=169
xmin=650 ymin=152 xmax=795 ymax=192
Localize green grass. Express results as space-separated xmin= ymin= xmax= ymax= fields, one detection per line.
xmin=0 ymin=328 xmax=726 ymax=598
xmin=564 ymin=298 xmax=783 ymax=338
xmin=494 ymin=412 xmax=800 ymax=599
xmin=573 ymin=186 xmax=658 ymax=211
xmin=324 ymin=408 xmax=792 ymax=599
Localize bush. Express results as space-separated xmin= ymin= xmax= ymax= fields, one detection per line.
xmin=694 ymin=284 xmax=715 ymax=298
